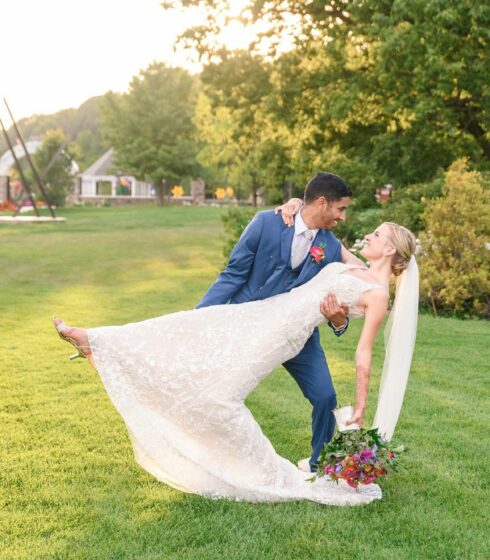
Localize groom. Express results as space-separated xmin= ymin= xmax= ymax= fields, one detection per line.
xmin=197 ymin=172 xmax=353 ymax=471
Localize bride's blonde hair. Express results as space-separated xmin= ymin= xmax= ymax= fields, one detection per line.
xmin=383 ymin=222 xmax=417 ymax=276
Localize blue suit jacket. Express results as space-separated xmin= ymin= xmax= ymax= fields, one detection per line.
xmin=197 ymin=210 xmax=342 ymax=308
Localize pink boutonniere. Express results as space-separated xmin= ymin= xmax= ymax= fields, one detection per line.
xmin=309 ymin=243 xmax=326 ymax=264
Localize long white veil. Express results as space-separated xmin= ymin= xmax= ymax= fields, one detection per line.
xmin=372 ymin=256 xmax=419 ymax=440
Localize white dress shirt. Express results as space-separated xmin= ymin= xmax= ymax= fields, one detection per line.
xmin=290 ymin=211 xmax=319 ymax=269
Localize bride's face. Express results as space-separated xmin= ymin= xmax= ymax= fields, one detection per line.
xmin=361 ymin=224 xmax=395 ymax=260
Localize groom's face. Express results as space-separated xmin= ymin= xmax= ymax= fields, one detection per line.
xmin=318 ymin=196 xmax=350 ymax=230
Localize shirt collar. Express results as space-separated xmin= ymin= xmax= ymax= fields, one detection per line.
xmin=294 ymin=210 xmax=319 ymax=238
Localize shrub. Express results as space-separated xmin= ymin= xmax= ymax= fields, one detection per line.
xmin=383 ymin=176 xmax=444 ymax=235
xmin=419 ymin=159 xmax=490 ymax=317
xmin=221 ymin=206 xmax=256 ymax=264
xmin=0 ymin=200 xmax=17 ymax=212
xmin=335 ymin=202 xmax=385 ymax=246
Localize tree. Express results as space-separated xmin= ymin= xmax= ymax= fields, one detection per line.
xmin=419 ymin=159 xmax=490 ymax=317
xmin=73 ymin=128 xmax=108 ymax=172
xmin=101 ymin=63 xmax=201 ymax=204
xmin=166 ymin=1 xmax=490 ymax=194
xmin=195 ymin=50 xmax=296 ymax=204
xmin=33 ymin=129 xmax=75 ymax=206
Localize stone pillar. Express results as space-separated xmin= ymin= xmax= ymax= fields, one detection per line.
xmin=0 ymin=175 xmax=9 ymax=200
xmin=191 ymin=178 xmax=205 ymax=205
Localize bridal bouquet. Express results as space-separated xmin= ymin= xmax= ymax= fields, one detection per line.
xmin=312 ymin=406 xmax=405 ymax=490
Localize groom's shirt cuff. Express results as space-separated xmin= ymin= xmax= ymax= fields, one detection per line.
xmin=328 ymin=317 xmax=349 ymax=337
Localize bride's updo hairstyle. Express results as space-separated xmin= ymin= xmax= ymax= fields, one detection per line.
xmin=384 ymin=222 xmax=417 ymax=277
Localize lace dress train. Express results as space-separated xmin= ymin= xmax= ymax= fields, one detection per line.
xmin=88 ymin=263 xmax=382 ymax=505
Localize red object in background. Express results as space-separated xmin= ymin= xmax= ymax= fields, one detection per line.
xmin=375 ymin=184 xmax=393 ymax=202
xmin=0 ymin=199 xmax=17 ymax=212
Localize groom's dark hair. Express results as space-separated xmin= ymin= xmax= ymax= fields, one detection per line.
xmin=304 ymin=172 xmax=352 ymax=204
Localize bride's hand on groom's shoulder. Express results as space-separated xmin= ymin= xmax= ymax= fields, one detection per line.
xmin=274 ymin=198 xmax=303 ymax=227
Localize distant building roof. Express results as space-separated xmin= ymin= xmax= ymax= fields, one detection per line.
xmin=0 ymin=139 xmax=79 ymax=175
xmin=0 ymin=140 xmax=42 ymax=174
xmin=80 ymin=148 xmax=116 ymax=176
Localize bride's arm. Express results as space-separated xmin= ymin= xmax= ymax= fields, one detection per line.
xmin=346 ymin=289 xmax=389 ymax=426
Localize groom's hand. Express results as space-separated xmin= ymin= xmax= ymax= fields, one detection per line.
xmin=274 ymin=198 xmax=303 ymax=227
xmin=320 ymin=292 xmax=349 ymax=328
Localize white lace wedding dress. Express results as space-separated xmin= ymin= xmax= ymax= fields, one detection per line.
xmin=88 ymin=263 xmax=383 ymax=506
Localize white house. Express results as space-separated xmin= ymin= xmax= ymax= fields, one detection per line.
xmin=0 ymin=139 xmax=80 ymax=176
xmin=0 ymin=139 xmax=79 ymax=202
xmin=77 ymin=148 xmax=154 ymax=203
xmin=0 ymin=140 xmax=42 ymax=175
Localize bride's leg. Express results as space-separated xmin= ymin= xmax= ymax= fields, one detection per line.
xmin=53 ymin=318 xmax=96 ymax=367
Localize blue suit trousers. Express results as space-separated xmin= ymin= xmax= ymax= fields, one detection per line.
xmin=283 ymin=328 xmax=337 ymax=470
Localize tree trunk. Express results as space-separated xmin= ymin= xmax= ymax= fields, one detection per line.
xmin=250 ymin=172 xmax=259 ymax=207
xmin=445 ymin=98 xmax=490 ymax=160
xmin=251 ymin=184 xmax=258 ymax=207
xmin=155 ymin=180 xmax=167 ymax=206
xmin=430 ymin=294 xmax=438 ymax=317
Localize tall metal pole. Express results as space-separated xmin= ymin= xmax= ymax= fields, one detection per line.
xmin=3 ymin=98 xmax=56 ymax=218
xmin=0 ymin=118 xmax=40 ymax=217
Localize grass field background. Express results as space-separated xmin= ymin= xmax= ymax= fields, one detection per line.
xmin=1 ymin=206 xmax=488 ymax=559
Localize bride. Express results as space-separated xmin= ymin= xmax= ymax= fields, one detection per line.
xmin=54 ymin=222 xmax=418 ymax=506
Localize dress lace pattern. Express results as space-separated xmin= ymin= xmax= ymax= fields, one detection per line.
xmin=88 ymin=263 xmax=383 ymax=505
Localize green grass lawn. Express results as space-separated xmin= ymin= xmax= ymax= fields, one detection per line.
xmin=1 ymin=206 xmax=488 ymax=560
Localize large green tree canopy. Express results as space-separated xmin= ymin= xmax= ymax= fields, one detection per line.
xmin=101 ymin=62 xmax=200 ymax=203
xmin=165 ymin=0 xmax=490 ymax=199
xmin=196 ymin=51 xmax=295 ymax=204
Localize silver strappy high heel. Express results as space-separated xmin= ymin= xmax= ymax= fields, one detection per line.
xmin=53 ymin=318 xmax=90 ymax=360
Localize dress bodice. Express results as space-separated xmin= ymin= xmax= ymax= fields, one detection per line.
xmin=309 ymin=262 xmax=385 ymax=318
xmin=281 ymin=261 xmax=386 ymax=327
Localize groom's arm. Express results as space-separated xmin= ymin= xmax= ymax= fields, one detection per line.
xmin=196 ymin=212 xmax=264 ymax=308
xmin=320 ymin=234 xmax=350 ymax=336
xmin=321 ymin=293 xmax=350 ymax=337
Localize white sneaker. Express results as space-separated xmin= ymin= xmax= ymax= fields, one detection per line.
xmin=297 ymin=458 xmax=311 ymax=472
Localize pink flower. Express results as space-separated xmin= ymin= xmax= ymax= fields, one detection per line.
xmin=309 ymin=245 xmax=325 ymax=263
xmin=360 ymin=449 xmax=373 ymax=461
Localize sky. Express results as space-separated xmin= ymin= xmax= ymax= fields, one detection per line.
xmin=0 ymin=0 xmax=260 ymax=121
